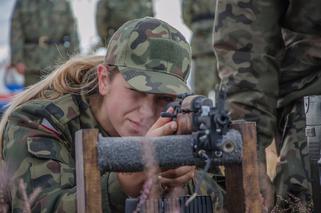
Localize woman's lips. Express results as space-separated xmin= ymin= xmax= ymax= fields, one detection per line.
xmin=128 ymin=119 xmax=144 ymax=131
xmin=127 ymin=118 xmax=151 ymax=135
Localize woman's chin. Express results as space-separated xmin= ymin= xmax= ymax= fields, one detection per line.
xmin=119 ymin=128 xmax=146 ymax=137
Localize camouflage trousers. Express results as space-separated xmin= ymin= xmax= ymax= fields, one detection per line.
xmin=213 ymin=0 xmax=321 ymax=209
xmin=192 ymin=54 xmax=219 ymax=96
xmin=273 ymin=99 xmax=312 ymax=210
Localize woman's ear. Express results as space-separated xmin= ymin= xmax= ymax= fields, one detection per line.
xmin=97 ymin=64 xmax=111 ymax=96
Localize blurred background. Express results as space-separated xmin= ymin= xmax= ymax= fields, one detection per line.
xmin=0 ymin=0 xmax=192 ymax=95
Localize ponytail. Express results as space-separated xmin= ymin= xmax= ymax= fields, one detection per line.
xmin=0 ymin=55 xmax=104 ymax=155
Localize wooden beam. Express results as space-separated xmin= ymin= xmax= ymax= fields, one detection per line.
xmin=225 ymin=121 xmax=262 ymax=213
xmin=75 ymin=129 xmax=102 ymax=213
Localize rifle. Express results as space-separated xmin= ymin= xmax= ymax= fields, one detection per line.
xmin=305 ymin=95 xmax=321 ymax=212
xmin=76 ymin=89 xmax=244 ymax=213
xmin=97 ymin=90 xmax=242 ymax=173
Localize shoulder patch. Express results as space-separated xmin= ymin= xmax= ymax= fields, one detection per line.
xmin=40 ymin=118 xmax=61 ymax=136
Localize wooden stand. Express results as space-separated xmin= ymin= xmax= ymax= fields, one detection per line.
xmin=75 ymin=121 xmax=261 ymax=213
xmin=75 ymin=129 xmax=102 ymax=213
xmin=224 ymin=121 xmax=261 ymax=213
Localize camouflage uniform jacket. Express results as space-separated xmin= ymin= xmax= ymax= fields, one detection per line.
xmin=10 ymin=0 xmax=80 ymax=71
xmin=2 ymin=93 xmax=127 ymax=212
xmin=181 ymin=0 xmax=216 ymax=57
xmin=95 ymin=0 xmax=154 ymax=46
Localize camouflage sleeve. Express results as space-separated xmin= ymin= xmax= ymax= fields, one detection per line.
xmin=3 ymin=120 xmax=78 ymax=212
xmin=10 ymin=0 xmax=24 ymax=65
xmin=65 ymin=1 xmax=80 ymax=54
xmin=181 ymin=0 xmax=193 ymax=29
xmin=95 ymin=0 xmax=109 ymax=46
xmin=101 ymin=173 xmax=128 ymax=212
xmin=3 ymin=111 xmax=127 ymax=212
xmin=213 ymin=0 xmax=284 ymax=150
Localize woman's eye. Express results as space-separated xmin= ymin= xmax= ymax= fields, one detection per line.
xmin=128 ymin=88 xmax=139 ymax=94
xmin=158 ymin=96 xmax=174 ymax=103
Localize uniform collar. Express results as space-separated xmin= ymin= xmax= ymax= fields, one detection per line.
xmin=78 ymin=93 xmax=110 ymax=137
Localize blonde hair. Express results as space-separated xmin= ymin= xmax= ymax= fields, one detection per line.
xmin=0 ymin=55 xmax=104 ymax=156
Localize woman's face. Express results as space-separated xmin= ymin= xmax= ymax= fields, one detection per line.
xmin=96 ymin=65 xmax=175 ymax=137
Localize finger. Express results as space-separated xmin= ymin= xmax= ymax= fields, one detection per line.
xmin=160 ymin=166 xmax=195 ymax=178
xmin=151 ymin=107 xmax=174 ymax=129
xmin=146 ymin=107 xmax=176 ymax=136
xmin=117 ymin=172 xmax=147 ymax=197
xmin=147 ymin=121 xmax=177 ymax=137
xmin=145 ymin=108 xmax=174 ymax=137
xmin=158 ymin=169 xmax=195 ymax=188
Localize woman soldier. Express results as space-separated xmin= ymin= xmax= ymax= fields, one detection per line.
xmin=0 ymin=17 xmax=221 ymax=212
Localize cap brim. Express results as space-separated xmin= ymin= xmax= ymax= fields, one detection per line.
xmin=118 ymin=66 xmax=191 ymax=95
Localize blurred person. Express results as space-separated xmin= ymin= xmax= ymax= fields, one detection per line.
xmin=10 ymin=0 xmax=80 ymax=87
xmin=96 ymin=0 xmax=154 ymax=47
xmin=213 ymin=0 xmax=321 ymax=211
xmin=1 ymin=17 xmax=223 ymax=212
xmin=181 ymin=0 xmax=219 ymax=96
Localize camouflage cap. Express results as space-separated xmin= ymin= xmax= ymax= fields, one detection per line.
xmin=105 ymin=17 xmax=191 ymax=95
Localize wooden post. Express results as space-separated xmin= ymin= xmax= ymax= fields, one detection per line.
xmin=225 ymin=121 xmax=262 ymax=213
xmin=75 ymin=129 xmax=102 ymax=213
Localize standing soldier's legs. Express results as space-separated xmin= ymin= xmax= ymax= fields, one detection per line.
xmin=213 ymin=0 xmax=284 ymax=154
xmin=275 ymin=0 xmax=321 ymax=209
xmin=213 ymin=0 xmax=287 ymax=210
xmin=193 ymin=54 xmax=218 ymax=96
xmin=273 ymin=99 xmax=312 ymax=210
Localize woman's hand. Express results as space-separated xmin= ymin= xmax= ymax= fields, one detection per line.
xmin=158 ymin=166 xmax=196 ymax=192
xmin=117 ymin=172 xmax=147 ymax=197
xmin=147 ymin=107 xmax=195 ymax=193
xmin=146 ymin=107 xmax=177 ymax=137
xmin=117 ymin=108 xmax=178 ymax=197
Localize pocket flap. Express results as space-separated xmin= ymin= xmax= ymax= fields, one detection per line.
xmin=27 ymin=137 xmax=70 ymax=164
